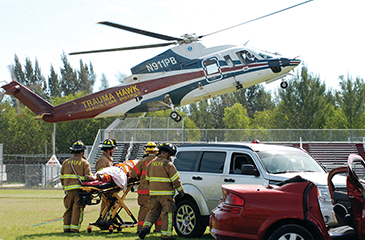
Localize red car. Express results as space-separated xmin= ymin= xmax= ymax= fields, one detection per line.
xmin=210 ymin=154 xmax=365 ymax=240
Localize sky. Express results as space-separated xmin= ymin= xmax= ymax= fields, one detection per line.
xmin=1 ymin=0 xmax=364 ymax=94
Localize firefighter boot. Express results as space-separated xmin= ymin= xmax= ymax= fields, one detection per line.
xmin=139 ymin=227 xmax=150 ymax=239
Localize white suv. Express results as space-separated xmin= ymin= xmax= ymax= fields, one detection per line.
xmin=172 ymin=142 xmax=345 ymax=238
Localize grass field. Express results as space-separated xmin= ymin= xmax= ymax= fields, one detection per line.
xmin=0 ymin=188 xmax=213 ymax=240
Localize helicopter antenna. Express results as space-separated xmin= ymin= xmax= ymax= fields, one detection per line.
xmin=199 ymin=0 xmax=313 ymax=39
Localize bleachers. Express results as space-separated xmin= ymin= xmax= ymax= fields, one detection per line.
xmin=308 ymin=143 xmax=359 ymax=170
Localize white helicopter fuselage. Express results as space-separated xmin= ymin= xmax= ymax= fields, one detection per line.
xmin=1 ymin=42 xmax=300 ymax=123
xmin=97 ymin=42 xmax=300 ymax=118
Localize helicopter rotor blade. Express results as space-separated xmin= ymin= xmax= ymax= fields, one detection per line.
xmin=199 ymin=0 xmax=313 ymax=39
xmin=69 ymin=42 xmax=176 ymax=55
xmin=98 ymin=21 xmax=183 ymax=42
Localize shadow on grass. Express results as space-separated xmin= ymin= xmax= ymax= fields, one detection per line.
xmin=17 ymin=230 xmax=213 ymax=240
xmin=17 ymin=231 xmax=144 ymax=239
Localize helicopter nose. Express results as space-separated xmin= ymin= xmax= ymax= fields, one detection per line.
xmin=289 ymin=58 xmax=301 ymax=67
xmin=268 ymin=58 xmax=301 ymax=73
xmin=281 ymin=58 xmax=291 ymax=67
xmin=281 ymin=58 xmax=300 ymax=67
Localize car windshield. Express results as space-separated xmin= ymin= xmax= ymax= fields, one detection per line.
xmin=256 ymin=148 xmax=325 ymax=174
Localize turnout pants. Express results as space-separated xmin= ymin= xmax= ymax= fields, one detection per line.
xmin=143 ymin=195 xmax=175 ymax=239
xmin=63 ymin=190 xmax=85 ymax=232
xmin=138 ymin=194 xmax=162 ymax=231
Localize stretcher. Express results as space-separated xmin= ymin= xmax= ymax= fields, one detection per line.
xmin=77 ymin=160 xmax=139 ymax=233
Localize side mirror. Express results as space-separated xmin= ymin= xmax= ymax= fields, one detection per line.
xmin=241 ymin=164 xmax=260 ymax=177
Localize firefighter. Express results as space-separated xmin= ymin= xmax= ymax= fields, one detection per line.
xmin=95 ymin=138 xmax=117 ymax=216
xmin=95 ymin=139 xmax=116 ymax=172
xmin=60 ymin=140 xmax=94 ymax=233
xmin=139 ymin=143 xmax=184 ymax=240
xmin=128 ymin=142 xmax=162 ymax=233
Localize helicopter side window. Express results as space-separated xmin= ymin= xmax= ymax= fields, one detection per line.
xmin=223 ymin=55 xmax=234 ymax=67
xmin=236 ymin=50 xmax=258 ymax=65
xmin=204 ymin=59 xmax=219 ymax=75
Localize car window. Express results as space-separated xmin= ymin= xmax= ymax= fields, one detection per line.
xmin=199 ymin=151 xmax=226 ymax=173
xmin=230 ymin=153 xmax=255 ymax=174
xmin=175 ymin=151 xmax=200 ymax=171
xmin=256 ymin=148 xmax=324 ymax=174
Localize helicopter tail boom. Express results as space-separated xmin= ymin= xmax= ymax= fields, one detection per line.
xmin=2 ymin=81 xmax=54 ymax=119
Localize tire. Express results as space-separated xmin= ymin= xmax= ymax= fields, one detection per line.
xmin=174 ymin=199 xmax=206 ymax=238
xmin=170 ymin=111 xmax=178 ymax=120
xmin=268 ymin=224 xmax=314 ymax=240
xmin=280 ymin=81 xmax=288 ymax=89
xmin=174 ymin=115 xmax=182 ymax=122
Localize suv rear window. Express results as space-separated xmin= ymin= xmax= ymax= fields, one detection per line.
xmin=199 ymin=152 xmax=226 ymax=173
xmin=175 ymin=151 xmax=199 ymax=171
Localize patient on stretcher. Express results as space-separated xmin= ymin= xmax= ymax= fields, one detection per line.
xmin=77 ymin=160 xmax=140 ymax=232
xmin=82 ymin=159 xmax=139 ymax=191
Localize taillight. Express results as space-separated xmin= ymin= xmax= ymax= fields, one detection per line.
xmin=222 ymin=189 xmax=245 ymax=206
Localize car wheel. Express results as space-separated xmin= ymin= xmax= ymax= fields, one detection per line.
xmin=268 ymin=224 xmax=314 ymax=240
xmin=174 ymin=199 xmax=206 ymax=238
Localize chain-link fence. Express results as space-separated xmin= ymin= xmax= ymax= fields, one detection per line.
xmin=108 ymin=128 xmax=365 ymax=143
xmin=1 ymin=125 xmax=365 ymax=188
xmin=0 ymin=164 xmax=61 ymax=188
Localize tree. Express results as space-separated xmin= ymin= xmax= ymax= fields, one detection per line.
xmin=335 ymin=75 xmax=365 ymax=128
xmin=243 ymin=85 xmax=274 ymax=119
xmin=222 ymin=103 xmax=251 ymax=141
xmin=225 ymin=84 xmax=274 ymax=119
xmin=88 ymin=62 xmax=96 ymax=92
xmin=24 ymin=57 xmax=34 ymax=86
xmin=78 ymin=60 xmax=95 ymax=94
xmin=13 ymin=54 xmax=26 ymax=83
xmin=60 ymin=52 xmax=78 ymax=96
xmin=323 ymin=103 xmax=348 ymax=129
xmin=99 ymin=73 xmax=109 ymax=91
xmin=251 ymin=110 xmax=275 ymax=129
xmin=48 ymin=65 xmax=61 ymax=98
xmin=186 ymin=100 xmax=216 ymax=129
xmin=274 ymin=66 xmax=328 ymax=129
xmin=33 ymin=59 xmax=48 ymax=99
xmin=223 ymin=103 xmax=250 ymax=129
xmin=78 ymin=60 xmax=89 ymax=93
xmin=0 ymin=101 xmax=53 ymax=154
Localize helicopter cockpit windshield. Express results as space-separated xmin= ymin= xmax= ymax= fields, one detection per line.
xmin=236 ymin=50 xmax=258 ymax=65
xmin=250 ymin=47 xmax=278 ymax=60
xmin=236 ymin=48 xmax=277 ymax=65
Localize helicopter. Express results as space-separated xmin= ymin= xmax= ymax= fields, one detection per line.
xmin=1 ymin=0 xmax=311 ymax=123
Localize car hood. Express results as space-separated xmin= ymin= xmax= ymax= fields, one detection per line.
xmin=268 ymin=171 xmax=346 ymax=187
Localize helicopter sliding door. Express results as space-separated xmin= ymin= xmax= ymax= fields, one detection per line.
xmin=202 ymin=57 xmax=222 ymax=82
